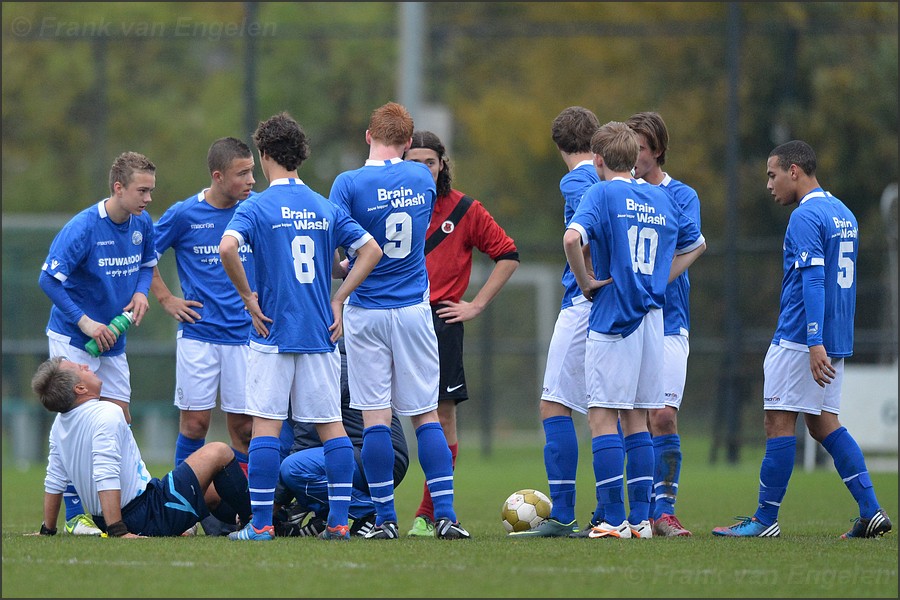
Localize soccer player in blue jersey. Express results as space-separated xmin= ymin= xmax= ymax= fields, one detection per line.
xmin=38 ymin=151 xmax=158 ymax=535
xmin=329 ymin=101 xmax=470 ymax=540
xmin=511 ymin=106 xmax=601 ymax=538
xmin=273 ymin=339 xmax=409 ymax=538
xmin=713 ymin=140 xmax=892 ymax=539
xmin=151 ymin=137 xmax=257 ymax=480
xmin=220 ymin=112 xmax=383 ymax=541
xmin=626 ymin=112 xmax=701 ymax=537
xmin=564 ymin=122 xmax=705 ymax=540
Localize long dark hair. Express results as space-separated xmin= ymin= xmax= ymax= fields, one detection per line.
xmin=409 ymin=130 xmax=452 ymax=197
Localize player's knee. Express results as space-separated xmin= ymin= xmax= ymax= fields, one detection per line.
xmin=180 ymin=414 xmax=211 ymax=439
xmin=203 ymin=441 xmax=236 ymax=465
xmin=649 ymin=407 xmax=677 ymax=435
xmin=539 ymin=400 xmax=570 ymax=421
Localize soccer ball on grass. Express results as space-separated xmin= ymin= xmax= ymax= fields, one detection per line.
xmin=500 ymin=488 xmax=552 ymax=533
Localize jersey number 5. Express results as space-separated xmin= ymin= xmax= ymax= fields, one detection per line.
xmin=837 ymin=240 xmax=854 ymax=289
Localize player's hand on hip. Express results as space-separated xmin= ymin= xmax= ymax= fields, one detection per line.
xmin=161 ymin=296 xmax=203 ymax=323
xmin=581 ymin=275 xmax=613 ymax=301
xmin=245 ymin=292 xmax=271 ymax=337
xmin=435 ymin=300 xmax=480 ymax=323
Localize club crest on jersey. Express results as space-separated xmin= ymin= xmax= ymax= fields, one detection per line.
xmin=132 ymin=231 xmax=143 ymax=245
xmin=441 ymin=221 xmax=455 ymax=234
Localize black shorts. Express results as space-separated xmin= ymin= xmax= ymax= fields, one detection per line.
xmin=432 ymin=306 xmax=468 ymax=403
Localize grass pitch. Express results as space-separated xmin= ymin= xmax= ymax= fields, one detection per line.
xmin=2 ymin=435 xmax=896 ymax=598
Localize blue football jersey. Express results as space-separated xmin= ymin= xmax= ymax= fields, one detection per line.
xmin=154 ymin=189 xmax=257 ymax=345
xmin=568 ymin=177 xmax=704 ymax=337
xmin=223 ymin=178 xmax=372 ymax=353
xmin=772 ymin=189 xmax=857 ymax=357
xmin=329 ymin=158 xmax=436 ymax=309
xmin=658 ymin=175 xmax=701 ymax=336
xmin=43 ymin=200 xmax=157 ymax=354
xmin=559 ymin=161 xmax=600 ymax=310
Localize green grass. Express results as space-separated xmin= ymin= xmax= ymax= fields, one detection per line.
xmin=2 ymin=436 xmax=897 ymax=598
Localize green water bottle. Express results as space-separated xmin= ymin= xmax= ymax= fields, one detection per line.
xmin=84 ymin=311 xmax=134 ymax=357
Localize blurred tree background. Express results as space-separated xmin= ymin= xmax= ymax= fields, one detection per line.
xmin=2 ymin=2 xmax=897 ymax=462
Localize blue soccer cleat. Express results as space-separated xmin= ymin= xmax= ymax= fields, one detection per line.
xmin=228 ymin=522 xmax=275 ymax=541
xmin=320 ymin=524 xmax=350 ymax=541
xmin=712 ymin=516 xmax=780 ymax=537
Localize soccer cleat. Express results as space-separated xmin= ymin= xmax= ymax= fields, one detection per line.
xmin=841 ymin=508 xmax=892 ymax=539
xmin=653 ymin=513 xmax=692 ymax=537
xmin=320 ymin=524 xmax=350 ymax=541
xmin=568 ymin=517 xmax=600 ymax=538
xmin=273 ymin=501 xmax=311 ymax=537
xmin=350 ymin=513 xmax=377 ymax=537
xmin=508 ymin=517 xmax=579 ymax=538
xmin=628 ymin=519 xmax=653 ymax=539
xmin=712 ymin=516 xmax=780 ymax=537
xmin=228 ymin=522 xmax=275 ymax=541
xmin=363 ymin=521 xmax=400 ymax=540
xmin=407 ymin=515 xmax=435 ymax=537
xmin=434 ymin=517 xmax=472 ymax=540
xmin=587 ymin=521 xmax=632 ymax=539
xmin=296 ymin=515 xmax=327 ymax=538
xmin=65 ymin=514 xmax=102 ymax=536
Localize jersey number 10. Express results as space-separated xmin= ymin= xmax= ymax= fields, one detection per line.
xmin=628 ymin=225 xmax=659 ymax=275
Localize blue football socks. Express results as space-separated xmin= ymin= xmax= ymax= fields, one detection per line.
xmin=361 ymin=424 xmax=398 ymax=525
xmin=323 ymin=436 xmax=355 ymax=529
xmin=652 ymin=433 xmax=682 ymax=520
xmin=247 ymin=436 xmax=282 ymax=529
xmin=624 ymin=432 xmax=654 ymax=524
xmin=543 ymin=416 xmax=578 ymax=524
xmin=175 ymin=433 xmax=204 ymax=467
xmin=592 ymin=433 xmax=626 ymax=526
xmin=822 ymin=426 xmax=880 ymax=519
xmin=416 ymin=422 xmax=457 ymax=523
xmin=754 ymin=436 xmax=795 ymax=526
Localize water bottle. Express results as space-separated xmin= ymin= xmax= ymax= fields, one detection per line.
xmin=84 ymin=311 xmax=134 ymax=357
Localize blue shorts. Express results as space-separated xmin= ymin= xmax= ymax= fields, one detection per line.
xmin=96 ymin=461 xmax=210 ymax=536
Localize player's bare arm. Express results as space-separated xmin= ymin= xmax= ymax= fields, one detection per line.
xmin=220 ymin=234 xmax=272 ymax=337
xmin=436 ymin=259 xmax=519 ymax=323
xmin=150 ymin=266 xmax=202 ymax=323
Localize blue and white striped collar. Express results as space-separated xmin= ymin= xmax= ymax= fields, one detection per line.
xmin=364 ymin=157 xmax=403 ymax=166
xmin=269 ymin=178 xmax=305 ymax=187
xmin=799 ymin=188 xmax=829 ymax=205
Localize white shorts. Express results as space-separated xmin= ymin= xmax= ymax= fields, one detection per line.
xmin=244 ymin=346 xmax=342 ymax=422
xmin=344 ymin=302 xmax=439 ymax=416
xmin=48 ymin=337 xmax=131 ymax=403
xmin=763 ymin=343 xmax=844 ymax=415
xmin=585 ymin=308 xmax=665 ymax=411
xmin=174 ymin=337 xmax=248 ymax=413
xmin=661 ymin=334 xmax=690 ymax=410
xmin=541 ymin=302 xmax=590 ymax=414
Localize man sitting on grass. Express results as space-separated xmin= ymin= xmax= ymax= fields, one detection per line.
xmin=30 ymin=356 xmax=251 ymax=538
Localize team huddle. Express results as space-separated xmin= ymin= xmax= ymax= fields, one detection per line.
xmin=30 ymin=102 xmax=891 ymax=542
